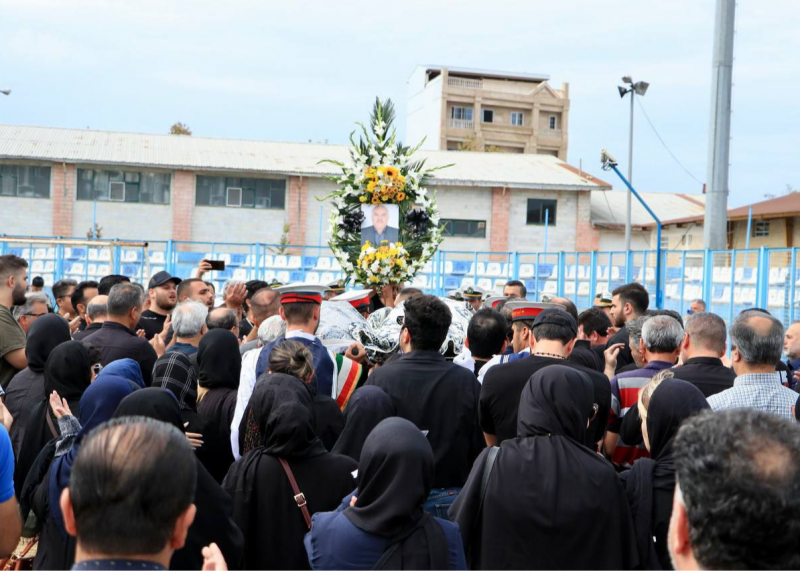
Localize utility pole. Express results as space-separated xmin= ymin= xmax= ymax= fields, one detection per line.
xmin=703 ymin=0 xmax=736 ymax=250
xmin=618 ymin=78 xmax=649 ymax=251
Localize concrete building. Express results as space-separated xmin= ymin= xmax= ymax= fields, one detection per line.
xmin=406 ymin=65 xmax=570 ymax=159
xmin=1 ymin=124 xmax=604 ymax=254
xmin=648 ymin=192 xmax=800 ymax=252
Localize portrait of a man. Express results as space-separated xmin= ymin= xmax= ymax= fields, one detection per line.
xmin=361 ymin=204 xmax=399 ymax=246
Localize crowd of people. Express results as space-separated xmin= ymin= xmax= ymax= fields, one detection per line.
xmin=1 ymin=252 xmax=799 ymax=570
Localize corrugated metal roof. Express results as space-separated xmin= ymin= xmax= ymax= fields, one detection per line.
xmin=0 ymin=124 xmax=608 ymax=191
xmin=656 ymin=192 xmax=800 ymax=226
xmin=419 ymin=64 xmax=550 ymax=82
xmin=591 ymin=190 xmax=706 ymax=228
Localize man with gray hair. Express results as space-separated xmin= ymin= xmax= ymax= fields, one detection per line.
xmin=688 ymin=298 xmax=706 ymax=315
xmin=672 ymin=312 xmax=736 ymax=397
xmin=73 ymin=295 xmax=108 ymax=341
xmin=605 ymin=314 xmax=684 ymax=466
xmin=708 ymin=309 xmax=797 ymax=418
xmin=12 ymin=292 xmax=51 ymax=335
xmin=84 ymin=283 xmax=158 ymax=386
xmin=166 ymin=301 xmax=208 ymax=357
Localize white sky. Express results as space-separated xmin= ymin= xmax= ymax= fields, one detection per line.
xmin=1 ymin=0 xmax=798 ymax=207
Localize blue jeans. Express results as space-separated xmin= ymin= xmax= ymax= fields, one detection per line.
xmin=424 ymin=487 xmax=462 ymax=521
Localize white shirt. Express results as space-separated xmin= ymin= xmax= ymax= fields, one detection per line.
xmin=477 ymin=347 xmax=530 ymax=384
xmin=453 ymin=347 xmax=475 ymax=373
xmin=229 ymin=328 xmax=326 ymax=460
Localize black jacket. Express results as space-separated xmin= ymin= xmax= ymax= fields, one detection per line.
xmin=607 ymin=326 xmax=634 ymax=374
xmin=671 ymin=356 xmax=736 ymax=398
xmin=83 ymin=321 xmax=158 ymax=386
xmin=568 ymin=340 xmax=604 ymax=372
xmin=481 ymin=355 xmax=611 ymax=448
xmin=71 ymin=321 xmax=102 ymax=341
xmin=367 ymin=350 xmax=484 ymax=488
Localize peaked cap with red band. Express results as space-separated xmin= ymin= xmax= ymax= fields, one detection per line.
xmin=505 ymin=301 xmax=559 ymax=322
xmin=273 ymin=283 xmax=328 ymax=305
xmin=330 ymin=289 xmax=372 ymax=312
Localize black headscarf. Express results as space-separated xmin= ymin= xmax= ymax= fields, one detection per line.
xmin=621 ymin=378 xmax=709 ymax=570
xmin=152 ymin=352 xmax=197 ymax=411
xmin=332 ymin=386 xmax=396 ymax=463
xmin=15 ymin=341 xmax=93 ymax=496
xmin=247 ymin=373 xmax=327 ymax=459
xmin=114 ymin=388 xmax=184 ymax=431
xmin=450 ymin=365 xmax=639 ymax=570
xmin=344 ymin=417 xmax=448 ymax=569
xmin=113 ymin=388 xmax=246 ymax=571
xmin=197 ymin=329 xmax=241 ymax=390
xmin=25 ymin=314 xmax=71 ymax=373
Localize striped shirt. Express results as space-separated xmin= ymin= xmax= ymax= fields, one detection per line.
xmin=608 ymin=360 xmax=674 ymax=465
xmin=707 ymin=372 xmax=798 ymax=419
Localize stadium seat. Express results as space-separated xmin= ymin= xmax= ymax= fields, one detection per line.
xmin=768 ymin=288 xmax=785 ymax=308
xmin=33 ymin=248 xmax=47 ymax=260
xmin=412 ymin=275 xmax=430 ymax=289
xmin=444 ymin=260 xmax=454 ymax=275
xmin=478 ymin=278 xmax=493 ymax=291
xmin=543 ymin=281 xmax=557 ymax=294
xmin=460 ymin=277 xmax=476 ymax=289
xmin=577 ymin=282 xmax=590 ymax=296
xmin=519 ymin=264 xmax=534 ymax=279
xmin=305 ymin=272 xmax=321 ymax=284
xmin=233 ymin=268 xmax=249 ymax=281
xmin=565 ymin=282 xmax=576 ymax=295
xmin=485 ymin=262 xmax=503 ymax=278
xmin=494 ymin=279 xmax=507 ymax=292
xmin=315 ymin=257 xmax=332 ymax=270
xmin=288 ymin=256 xmax=302 ymax=269
xmin=230 ymin=254 xmax=247 ymax=267
xmin=320 ymin=272 xmax=335 ymax=284
xmin=444 ymin=276 xmax=460 ymax=290
xmin=712 ymin=286 xmax=731 ymax=304
xmin=331 ymin=259 xmax=342 ymax=271
xmin=302 ymin=256 xmax=318 ymax=269
xmin=277 ymin=271 xmax=291 ymax=283
xmin=453 ymin=261 xmax=471 ymax=275
xmin=149 ymin=251 xmax=166 ymax=264
xmin=273 ymin=255 xmax=288 ymax=268
xmin=32 ymin=260 xmax=44 ymax=273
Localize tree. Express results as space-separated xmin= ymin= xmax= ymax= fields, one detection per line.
xmin=764 ymin=184 xmax=798 ymax=200
xmin=456 ymin=135 xmax=502 ymax=152
xmin=170 ymin=122 xmax=192 ymax=136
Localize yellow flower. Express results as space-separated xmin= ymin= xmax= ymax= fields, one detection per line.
xmin=384 ymin=166 xmax=399 ymax=178
xmin=396 ymin=192 xmax=406 ymax=201
xmin=396 ymin=242 xmax=403 ymax=248
xmin=371 ymin=195 xmax=380 ymax=204
xmin=364 ymin=167 xmax=376 ymax=179
xmin=366 ymin=180 xmax=377 ymax=192
xmin=359 ymin=195 xmax=367 ymax=203
xmin=397 ymin=174 xmax=405 ymax=183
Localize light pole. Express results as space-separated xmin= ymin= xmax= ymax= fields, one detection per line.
xmin=618 ymin=77 xmax=649 ymax=251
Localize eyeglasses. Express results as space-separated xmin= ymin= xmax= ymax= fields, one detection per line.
xmin=24 ymin=312 xmax=48 ymax=318
xmin=92 ymin=363 xmax=104 ymax=374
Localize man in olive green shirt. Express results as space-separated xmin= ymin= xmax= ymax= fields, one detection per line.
xmin=0 ymin=256 xmax=28 ymax=390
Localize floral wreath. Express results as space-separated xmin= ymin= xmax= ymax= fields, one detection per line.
xmin=320 ymin=98 xmax=448 ymax=288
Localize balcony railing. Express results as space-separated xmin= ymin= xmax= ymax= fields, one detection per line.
xmin=449 ymin=119 xmax=475 ymax=130
xmin=538 ymin=128 xmax=562 ymax=139
xmin=448 ymin=77 xmax=482 ymax=89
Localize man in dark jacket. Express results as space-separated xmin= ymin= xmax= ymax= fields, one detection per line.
xmin=367 ymin=294 xmax=484 ymax=519
xmin=673 ymin=311 xmax=736 ymax=398
xmin=481 ymin=308 xmax=611 ymax=452
xmin=84 ymin=284 xmax=158 ymax=386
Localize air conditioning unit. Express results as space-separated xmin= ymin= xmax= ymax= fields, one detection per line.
xmin=109 ymin=181 xmax=125 ymax=201
xmin=226 ymin=187 xmax=242 ymax=207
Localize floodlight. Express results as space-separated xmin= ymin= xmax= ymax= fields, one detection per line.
xmin=622 ymin=76 xmax=633 ymax=84
xmin=633 ymin=81 xmax=649 ymax=96
xmin=0 ymin=89 xmax=10 ymax=96
xmin=618 ymin=86 xmax=629 ymax=98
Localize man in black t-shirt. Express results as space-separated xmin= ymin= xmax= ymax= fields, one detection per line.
xmin=481 ymin=308 xmax=611 ymax=451
xmin=605 ymin=282 xmax=649 ymax=374
xmin=137 ymin=271 xmax=181 ymax=340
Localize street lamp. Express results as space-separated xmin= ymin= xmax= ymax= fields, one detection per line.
xmin=618 ymin=76 xmax=649 ymax=251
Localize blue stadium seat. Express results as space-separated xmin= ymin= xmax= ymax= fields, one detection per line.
xmin=229 ymin=254 xmax=247 ymax=267
xmin=122 ymin=264 xmax=140 ymax=277
xmin=444 ymin=276 xmax=460 ymax=290
xmin=453 ymin=261 xmax=471 ymax=275
xmin=177 ymin=251 xmax=205 ymax=264
xmin=302 ymin=256 xmax=318 ymax=269
xmin=289 ymin=271 xmax=305 ymax=282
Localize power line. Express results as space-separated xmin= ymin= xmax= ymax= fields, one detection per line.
xmin=636 ymin=98 xmax=704 ymax=187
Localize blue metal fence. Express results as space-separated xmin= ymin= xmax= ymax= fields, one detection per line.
xmin=1 ymin=235 xmax=798 ymax=328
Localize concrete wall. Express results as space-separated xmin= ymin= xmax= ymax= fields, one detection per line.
xmin=508 ymin=189 xmax=578 ymax=252
xmin=0 ymin=196 xmax=53 ymax=236
xmin=73 ymin=200 xmax=174 ymax=242
xmin=406 ymin=68 xmax=443 ymax=151
xmin=435 ymin=185 xmax=493 ymax=251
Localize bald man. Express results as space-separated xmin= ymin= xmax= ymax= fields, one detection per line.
xmin=72 ymin=295 xmax=108 ymax=341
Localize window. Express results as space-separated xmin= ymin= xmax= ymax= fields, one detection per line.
xmin=196 ymin=176 xmax=286 ymax=209
xmin=441 ymin=219 xmax=486 ymax=238
xmin=753 ymin=221 xmax=770 ymax=237
xmin=526 ymin=198 xmax=557 ymax=225
xmin=481 ymin=109 xmax=494 ymax=123
xmin=77 ymin=169 xmax=170 ymax=204
xmin=680 ymin=234 xmax=693 ymax=248
xmin=549 ymin=116 xmax=557 ymax=129
xmin=511 ymin=112 xmax=524 ymax=126
xmin=0 ymin=165 xmax=51 ymax=198
xmin=451 ymin=106 xmax=474 ymax=121
xmin=660 ymin=236 xmax=670 ymax=249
